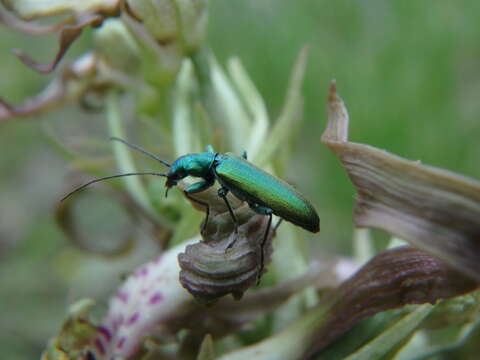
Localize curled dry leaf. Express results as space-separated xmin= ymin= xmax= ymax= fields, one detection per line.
xmin=0 ymin=19 xmax=148 ymax=121
xmin=0 ymin=1 xmax=121 ymax=75
xmin=0 ymin=8 xmax=72 ymax=35
xmin=0 ymin=58 xmax=84 ymax=121
xmin=0 ymin=0 xmax=120 ymax=19
xmin=221 ymin=246 xmax=478 ymax=360
xmin=178 ymin=186 xmax=275 ymax=305
xmin=0 ymin=53 xmax=98 ymax=121
xmin=12 ymin=13 xmax=104 ymax=73
xmin=322 ymin=80 xmax=480 ymax=282
xmin=305 ymin=246 xmax=478 ymax=358
xmin=0 ymin=78 xmax=67 ymax=121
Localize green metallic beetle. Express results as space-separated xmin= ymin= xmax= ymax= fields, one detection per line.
xmin=63 ymin=138 xmax=320 ymax=272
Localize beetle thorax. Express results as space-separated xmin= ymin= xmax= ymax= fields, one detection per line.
xmin=170 ymin=152 xmax=216 ymax=180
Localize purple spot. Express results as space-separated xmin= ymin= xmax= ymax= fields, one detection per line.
xmin=140 ymin=267 xmax=149 ymax=276
xmin=110 ymin=314 xmax=124 ymax=332
xmin=127 ymin=312 xmax=140 ymax=325
xmin=117 ymin=336 xmax=126 ymax=349
xmin=113 ymin=314 xmax=124 ymax=330
xmin=149 ymin=292 xmax=164 ymax=305
xmin=116 ymin=291 xmax=129 ymax=304
xmin=95 ymin=338 xmax=106 ymax=356
xmin=97 ymin=326 xmax=112 ymax=341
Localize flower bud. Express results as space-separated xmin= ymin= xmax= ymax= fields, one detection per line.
xmin=94 ymin=18 xmax=141 ymax=74
xmin=125 ymin=0 xmax=208 ymax=53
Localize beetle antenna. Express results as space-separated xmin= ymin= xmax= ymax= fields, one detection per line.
xmin=110 ymin=137 xmax=171 ymax=167
xmin=61 ymin=172 xmax=168 ymax=201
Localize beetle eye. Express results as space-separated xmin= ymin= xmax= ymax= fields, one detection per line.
xmin=165 ymin=178 xmax=177 ymax=188
xmin=178 ymin=170 xmax=187 ymax=178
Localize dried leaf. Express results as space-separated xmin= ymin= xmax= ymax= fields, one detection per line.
xmin=219 ymin=247 xmax=478 ymax=360
xmin=322 ymin=80 xmax=480 ymax=282
xmin=0 ymin=52 xmax=105 ymax=121
xmin=12 ymin=14 xmax=103 ymax=73
xmin=1 ymin=0 xmax=119 ymax=19
xmin=0 ymin=76 xmax=67 ymax=121
xmin=305 ymin=246 xmax=478 ymax=358
xmin=0 ymin=8 xmax=73 ymax=34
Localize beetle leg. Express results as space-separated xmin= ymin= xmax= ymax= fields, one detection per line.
xmin=248 ymin=204 xmax=274 ymax=282
xmin=218 ymin=187 xmax=239 ymax=235
xmin=241 ymin=150 xmax=248 ymax=160
xmin=274 ymin=218 xmax=283 ymax=231
xmin=184 ymin=179 xmax=214 ymax=233
xmin=258 ymin=213 xmax=273 ymax=283
xmin=184 ymin=179 xmax=214 ymax=194
xmin=184 ymin=193 xmax=210 ymax=234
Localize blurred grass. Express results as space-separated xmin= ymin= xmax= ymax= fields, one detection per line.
xmin=1 ymin=1 xmax=479 ymax=358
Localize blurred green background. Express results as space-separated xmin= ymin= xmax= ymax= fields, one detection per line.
xmin=1 ymin=1 xmax=479 ymax=358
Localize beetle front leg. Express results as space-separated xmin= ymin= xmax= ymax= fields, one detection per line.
xmin=184 ymin=179 xmax=214 ymax=233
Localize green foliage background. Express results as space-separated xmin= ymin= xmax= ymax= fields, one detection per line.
xmin=0 ymin=1 xmax=479 ymax=358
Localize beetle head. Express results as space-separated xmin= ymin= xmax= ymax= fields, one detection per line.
xmin=164 ymin=153 xmax=216 ymax=197
xmin=164 ymin=160 xmax=188 ymax=197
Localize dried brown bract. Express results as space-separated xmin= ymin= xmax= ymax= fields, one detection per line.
xmin=322 ymin=81 xmax=480 ymax=282
xmin=178 ymin=187 xmax=275 ymax=305
xmin=306 ymin=246 xmax=479 ymax=357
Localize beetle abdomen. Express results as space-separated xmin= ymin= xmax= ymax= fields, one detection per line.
xmin=214 ymin=155 xmax=320 ymax=233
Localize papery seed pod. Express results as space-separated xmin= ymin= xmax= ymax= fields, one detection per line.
xmin=178 ymin=190 xmax=274 ymax=305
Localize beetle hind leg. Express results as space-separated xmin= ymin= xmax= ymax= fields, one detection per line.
xmin=258 ymin=213 xmax=273 ymax=283
xmin=247 ymin=204 xmax=274 ymax=283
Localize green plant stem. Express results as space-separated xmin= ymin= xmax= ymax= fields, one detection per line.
xmin=106 ymin=90 xmax=170 ymax=227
